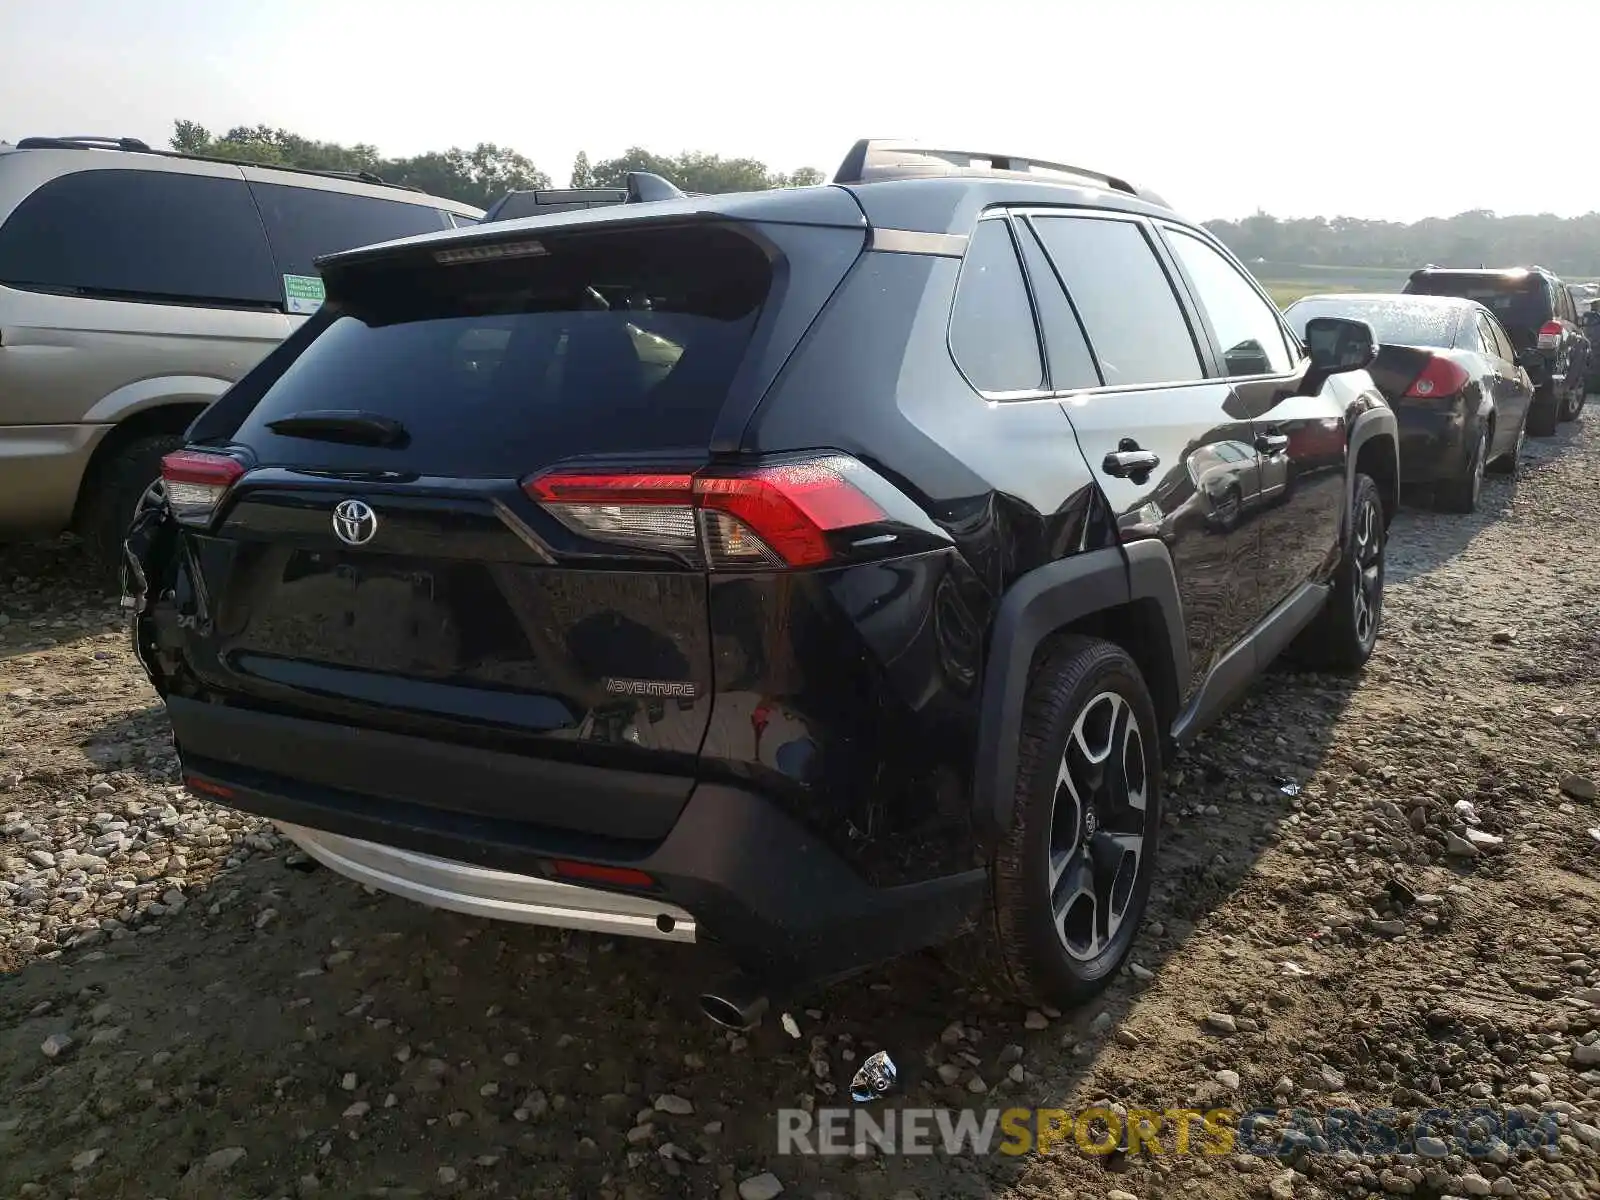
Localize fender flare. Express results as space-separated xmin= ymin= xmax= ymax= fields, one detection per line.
xmin=1346 ymin=403 xmax=1399 ymax=523
xmin=80 ymin=375 xmax=231 ymax=425
xmin=972 ymin=539 xmax=1190 ymax=842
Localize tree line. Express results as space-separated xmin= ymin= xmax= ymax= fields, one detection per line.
xmin=1204 ymin=210 xmax=1600 ymax=279
xmin=170 ymin=121 xmax=823 ymax=210
xmin=169 ymin=123 xmax=1600 ymax=275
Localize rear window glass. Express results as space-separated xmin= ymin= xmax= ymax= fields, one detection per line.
xmin=1284 ymin=298 xmax=1459 ymax=349
xmin=250 ymin=182 xmax=453 ymax=278
xmin=232 ymin=225 xmax=770 ymax=475
xmin=1405 ymin=274 xmax=1550 ymax=334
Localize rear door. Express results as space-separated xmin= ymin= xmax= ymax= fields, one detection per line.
xmin=1476 ymin=311 xmax=1533 ymax=449
xmin=1020 ymin=210 xmax=1261 ymax=695
xmin=1156 ymin=224 xmax=1345 ymax=614
xmin=158 ymin=222 xmax=786 ymax=820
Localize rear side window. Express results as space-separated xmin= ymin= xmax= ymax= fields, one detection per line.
xmin=0 ymin=168 xmax=279 ymax=307
xmin=232 ymin=225 xmax=771 ymax=475
xmin=1476 ymin=314 xmax=1506 ymax=360
xmin=250 ymin=183 xmax=453 ymax=278
xmin=949 ymin=219 xmax=1045 ymax=393
xmin=1029 ymin=216 xmax=1203 ymax=387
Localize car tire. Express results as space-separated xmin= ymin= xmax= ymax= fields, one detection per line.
xmin=1486 ymin=416 xmax=1523 ymax=476
xmin=1558 ymin=381 xmax=1585 ymax=422
xmin=81 ymin=434 xmax=184 ymax=586
xmin=975 ymin=635 xmax=1164 ymax=1009
xmin=1526 ymin=385 xmax=1560 ymax=437
xmin=1287 ymin=472 xmax=1385 ymax=673
xmin=1436 ymin=424 xmax=1487 ymax=513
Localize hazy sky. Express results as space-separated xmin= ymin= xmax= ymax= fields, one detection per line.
xmin=3 ymin=0 xmax=1595 ymax=223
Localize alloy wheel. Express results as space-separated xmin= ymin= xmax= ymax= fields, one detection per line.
xmin=1045 ymin=691 xmax=1149 ymax=963
xmin=1351 ymin=493 xmax=1384 ymax=649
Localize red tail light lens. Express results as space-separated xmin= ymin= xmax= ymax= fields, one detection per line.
xmin=1403 ymin=357 xmax=1472 ymax=399
xmin=161 ymin=450 xmax=246 ymax=526
xmin=1537 ymin=321 xmax=1562 ymax=349
xmin=524 ymin=455 xmax=889 ymax=569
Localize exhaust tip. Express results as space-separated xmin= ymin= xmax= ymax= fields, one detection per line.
xmin=698 ymin=981 xmax=769 ymax=1031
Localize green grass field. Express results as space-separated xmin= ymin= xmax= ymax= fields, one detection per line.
xmin=1248 ymin=261 xmax=1415 ymax=308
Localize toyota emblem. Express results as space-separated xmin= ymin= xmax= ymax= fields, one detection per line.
xmin=332 ymin=499 xmax=378 ymax=547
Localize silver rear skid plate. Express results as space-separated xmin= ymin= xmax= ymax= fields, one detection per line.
xmin=277 ymin=823 xmax=697 ymax=943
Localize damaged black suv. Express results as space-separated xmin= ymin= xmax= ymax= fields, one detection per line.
xmin=126 ymin=140 xmax=1398 ymax=1026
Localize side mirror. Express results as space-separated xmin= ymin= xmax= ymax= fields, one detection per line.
xmin=1299 ymin=316 xmax=1376 ymax=394
xmin=1514 ymin=348 xmax=1542 ymax=367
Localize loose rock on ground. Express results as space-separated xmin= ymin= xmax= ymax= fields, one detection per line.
xmin=2 ymin=411 xmax=1598 ymax=1198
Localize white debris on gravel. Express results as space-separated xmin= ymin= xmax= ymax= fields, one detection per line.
xmin=737 ymin=1172 xmax=784 ymax=1200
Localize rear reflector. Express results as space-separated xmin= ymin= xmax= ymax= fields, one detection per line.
xmin=525 ymin=455 xmax=889 ymax=569
xmin=183 ymin=774 xmax=235 ymax=801
xmin=161 ymin=450 xmax=246 ymax=526
xmin=1403 ymin=356 xmax=1471 ymax=399
xmin=550 ymin=860 xmax=656 ymax=889
xmin=1537 ymin=321 xmax=1562 ymax=350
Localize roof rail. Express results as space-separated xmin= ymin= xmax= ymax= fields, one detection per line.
xmin=16 ymin=135 xmax=153 ymax=152
xmin=10 ymin=135 xmax=424 ymax=194
xmin=831 ymin=138 xmax=1168 ymax=207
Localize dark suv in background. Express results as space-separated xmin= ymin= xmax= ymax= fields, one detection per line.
xmin=126 ymin=140 xmax=1398 ymax=1025
xmin=1403 ymin=265 xmax=1589 ymax=434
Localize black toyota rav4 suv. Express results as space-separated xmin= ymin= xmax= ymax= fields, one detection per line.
xmin=124 ymin=140 xmax=1398 ymax=1026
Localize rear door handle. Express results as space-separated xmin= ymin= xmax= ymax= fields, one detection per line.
xmin=1256 ymin=432 xmax=1290 ymax=455
xmin=1102 ymin=440 xmax=1161 ymax=478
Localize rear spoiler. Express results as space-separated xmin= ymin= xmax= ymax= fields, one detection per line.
xmin=482 ymin=171 xmax=686 ymax=223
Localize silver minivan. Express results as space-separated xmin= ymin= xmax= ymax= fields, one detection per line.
xmin=0 ymin=136 xmax=482 ymax=568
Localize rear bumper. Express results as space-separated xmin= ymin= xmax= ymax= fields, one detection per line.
xmin=0 ymin=423 xmax=110 ymax=536
xmin=277 ymin=822 xmax=699 ymax=941
xmin=168 ymin=696 xmax=987 ymax=986
xmin=1395 ymin=408 xmax=1473 ymax=484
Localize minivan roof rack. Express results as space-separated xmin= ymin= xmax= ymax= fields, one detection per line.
xmin=831 ymin=138 xmax=1169 ymax=207
xmin=481 ymin=171 xmax=687 ymax=223
xmin=11 ymin=134 xmax=425 ymax=194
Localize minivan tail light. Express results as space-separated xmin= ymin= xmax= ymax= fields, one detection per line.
xmin=1537 ymin=321 xmax=1562 ymax=349
xmin=1403 ymin=356 xmax=1471 ymax=399
xmin=524 ymin=455 xmax=889 ymax=569
xmin=161 ymin=450 xmax=245 ymax=526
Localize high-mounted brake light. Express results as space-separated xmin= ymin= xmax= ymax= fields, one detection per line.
xmin=524 ymin=455 xmax=890 ymax=569
xmin=1403 ymin=356 xmax=1472 ymax=400
xmin=1537 ymin=321 xmax=1562 ymax=350
xmin=433 ymin=239 xmax=548 ymax=265
xmin=161 ymin=450 xmax=245 ymax=526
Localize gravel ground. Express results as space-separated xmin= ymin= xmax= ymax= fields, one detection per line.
xmin=2 ymin=408 xmax=1598 ymax=1200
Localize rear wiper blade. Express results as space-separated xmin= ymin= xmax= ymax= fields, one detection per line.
xmin=265 ymin=410 xmax=409 ymax=447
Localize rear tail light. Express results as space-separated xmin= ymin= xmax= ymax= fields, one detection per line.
xmin=160 ymin=450 xmax=246 ymax=526
xmin=1537 ymin=321 xmax=1562 ymax=350
xmin=1403 ymin=357 xmax=1472 ymax=399
xmin=524 ymin=454 xmax=890 ymax=569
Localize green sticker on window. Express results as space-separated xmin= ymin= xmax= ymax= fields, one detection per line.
xmin=283 ymin=274 xmax=325 ymax=315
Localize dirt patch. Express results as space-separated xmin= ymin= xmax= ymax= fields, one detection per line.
xmin=2 ymin=412 xmax=1598 ymax=1200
